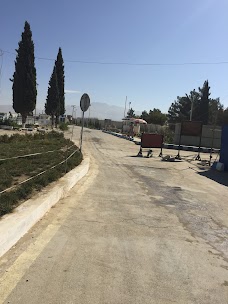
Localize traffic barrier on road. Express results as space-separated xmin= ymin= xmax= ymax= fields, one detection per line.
xmin=220 ymin=125 xmax=228 ymax=171
xmin=175 ymin=121 xmax=203 ymax=160
xmin=102 ymin=130 xmax=220 ymax=154
xmin=137 ymin=133 xmax=164 ymax=157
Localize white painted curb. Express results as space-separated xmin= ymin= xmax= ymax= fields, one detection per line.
xmin=0 ymin=157 xmax=90 ymax=258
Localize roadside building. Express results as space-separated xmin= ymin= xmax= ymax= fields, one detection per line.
xmin=38 ymin=114 xmax=51 ymax=126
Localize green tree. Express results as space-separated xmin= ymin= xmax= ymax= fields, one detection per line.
xmin=45 ymin=66 xmax=59 ymax=128
xmin=167 ymin=95 xmax=195 ymax=123
xmin=167 ymin=82 xmax=222 ymax=125
xmin=55 ymin=48 xmax=65 ymax=126
xmin=198 ymin=80 xmax=210 ymax=125
xmin=208 ymin=98 xmax=224 ymax=125
xmin=141 ymin=110 xmax=149 ymax=122
xmin=11 ymin=21 xmax=37 ymax=127
xmin=148 ymin=108 xmax=167 ymax=125
xmin=94 ymin=119 xmax=101 ymax=129
xmin=127 ymin=108 xmax=135 ymax=118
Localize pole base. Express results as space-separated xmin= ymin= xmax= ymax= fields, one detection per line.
xmin=137 ymin=147 xmax=143 ymax=157
xmin=175 ymin=153 xmax=181 ymax=160
xmin=195 ymin=154 xmax=201 ymax=161
xmin=146 ymin=149 xmax=153 ymax=158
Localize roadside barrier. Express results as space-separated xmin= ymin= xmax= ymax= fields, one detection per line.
xmin=137 ymin=133 xmax=164 ymax=158
xmin=0 ymin=148 xmax=79 ymax=195
xmin=102 ymin=130 xmax=220 ymax=154
xmin=0 ymin=145 xmax=75 ymax=162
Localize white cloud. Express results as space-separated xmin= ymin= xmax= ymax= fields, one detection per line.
xmin=65 ymin=90 xmax=81 ymax=94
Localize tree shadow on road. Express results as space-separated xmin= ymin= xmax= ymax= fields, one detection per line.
xmin=198 ymin=169 xmax=228 ymax=187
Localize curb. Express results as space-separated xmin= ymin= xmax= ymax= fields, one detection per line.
xmin=0 ymin=157 xmax=90 ymax=258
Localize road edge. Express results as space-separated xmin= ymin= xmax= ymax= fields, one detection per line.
xmin=0 ymin=157 xmax=90 ymax=258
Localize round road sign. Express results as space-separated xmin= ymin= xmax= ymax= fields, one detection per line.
xmin=80 ymin=93 xmax=90 ymax=112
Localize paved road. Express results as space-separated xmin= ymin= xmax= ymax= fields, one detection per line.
xmin=1 ymin=128 xmax=228 ymax=304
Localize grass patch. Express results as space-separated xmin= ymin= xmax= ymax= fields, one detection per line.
xmin=0 ymin=131 xmax=82 ymax=216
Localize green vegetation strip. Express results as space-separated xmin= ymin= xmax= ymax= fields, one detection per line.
xmin=0 ymin=132 xmax=82 ymax=217
xmin=0 ymin=144 xmax=75 ymax=161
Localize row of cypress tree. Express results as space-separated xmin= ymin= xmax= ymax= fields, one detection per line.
xmin=11 ymin=21 xmax=65 ymax=128
xmin=45 ymin=48 xmax=65 ymax=127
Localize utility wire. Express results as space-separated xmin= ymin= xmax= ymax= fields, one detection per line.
xmin=0 ymin=49 xmax=4 ymax=94
xmin=0 ymin=148 xmax=79 ymax=195
xmin=0 ymin=144 xmax=75 ymax=162
xmin=2 ymin=49 xmax=228 ymax=66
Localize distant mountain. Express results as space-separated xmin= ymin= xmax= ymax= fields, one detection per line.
xmin=0 ymin=105 xmax=16 ymax=114
xmin=66 ymin=102 xmax=141 ymax=121
xmin=0 ymin=105 xmax=43 ymax=116
xmin=0 ymin=102 xmax=141 ymax=121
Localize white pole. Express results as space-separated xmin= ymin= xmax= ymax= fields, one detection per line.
xmin=189 ymin=89 xmax=195 ymax=121
xmin=124 ymin=96 xmax=127 ymax=118
xmin=129 ymin=101 xmax=131 ymax=115
xmin=71 ymin=105 xmax=76 ymax=141
xmin=80 ymin=111 xmax=85 ymax=151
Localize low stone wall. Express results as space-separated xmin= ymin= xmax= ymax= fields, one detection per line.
xmin=0 ymin=125 xmax=13 ymax=130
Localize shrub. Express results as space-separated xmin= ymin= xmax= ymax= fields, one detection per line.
xmin=59 ymin=123 xmax=69 ymax=131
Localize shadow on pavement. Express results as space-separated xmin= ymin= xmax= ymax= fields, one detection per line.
xmin=198 ymin=169 xmax=228 ymax=187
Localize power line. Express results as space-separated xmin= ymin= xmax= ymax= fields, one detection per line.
xmin=2 ymin=49 xmax=228 ymax=66
xmin=0 ymin=49 xmax=4 ymax=94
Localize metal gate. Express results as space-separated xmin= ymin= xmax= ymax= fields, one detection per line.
xmin=220 ymin=125 xmax=228 ymax=171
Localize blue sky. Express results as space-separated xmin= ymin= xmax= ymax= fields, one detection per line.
xmin=1 ymin=0 xmax=228 ymax=114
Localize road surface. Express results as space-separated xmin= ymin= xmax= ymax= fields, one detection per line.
xmin=0 ymin=127 xmax=228 ymax=304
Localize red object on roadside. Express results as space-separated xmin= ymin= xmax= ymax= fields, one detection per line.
xmin=181 ymin=121 xmax=202 ymax=136
xmin=141 ymin=133 xmax=163 ymax=148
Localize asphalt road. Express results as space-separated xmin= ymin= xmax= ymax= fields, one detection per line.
xmin=1 ymin=127 xmax=228 ymax=304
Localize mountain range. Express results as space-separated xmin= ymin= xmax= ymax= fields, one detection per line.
xmin=0 ymin=102 xmax=141 ymax=121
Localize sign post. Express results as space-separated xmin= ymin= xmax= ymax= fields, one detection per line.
xmin=79 ymin=93 xmax=90 ymax=151
xmin=175 ymin=121 xmax=203 ymax=160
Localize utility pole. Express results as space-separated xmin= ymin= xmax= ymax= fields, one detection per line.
xmin=71 ymin=105 xmax=76 ymax=141
xmin=34 ymin=82 xmax=39 ymax=125
xmin=129 ymin=101 xmax=132 ymax=117
xmin=75 ymin=107 xmax=77 ymax=125
xmin=186 ymin=89 xmax=195 ymax=121
xmin=71 ymin=105 xmax=76 ymax=123
xmin=129 ymin=101 xmax=131 ymax=112
xmin=124 ymin=96 xmax=127 ymax=118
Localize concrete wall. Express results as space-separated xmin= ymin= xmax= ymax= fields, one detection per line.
xmin=14 ymin=116 xmax=36 ymax=126
xmin=174 ymin=123 xmax=221 ymax=148
xmin=0 ymin=125 xmax=13 ymax=130
xmin=121 ymin=123 xmax=164 ymax=134
xmin=78 ymin=118 xmax=164 ymax=135
xmin=99 ymin=120 xmax=123 ymax=129
xmin=140 ymin=124 xmax=164 ymax=134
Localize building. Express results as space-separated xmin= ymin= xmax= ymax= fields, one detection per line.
xmin=38 ymin=114 xmax=51 ymax=126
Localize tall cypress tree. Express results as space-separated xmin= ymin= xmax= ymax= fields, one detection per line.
xmin=198 ymin=80 xmax=210 ymax=125
xmin=11 ymin=21 xmax=37 ymax=127
xmin=45 ymin=66 xmax=59 ymax=128
xmin=55 ymin=48 xmax=65 ymax=126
